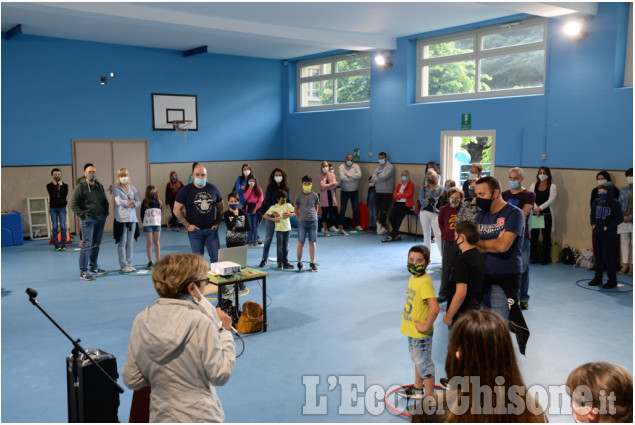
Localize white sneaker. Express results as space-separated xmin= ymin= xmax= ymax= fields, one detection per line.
xmin=377 ymin=225 xmax=388 ymax=235
xmin=324 ymin=230 xmax=331 ymax=237
xmin=329 ymin=225 xmax=338 ymax=232
xmin=339 ymin=229 xmax=349 ymax=236
xmin=355 ymin=226 xmax=364 ymax=231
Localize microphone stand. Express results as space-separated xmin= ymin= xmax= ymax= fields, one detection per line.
xmin=26 ymin=288 xmax=124 ymax=422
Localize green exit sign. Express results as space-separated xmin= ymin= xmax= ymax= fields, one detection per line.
xmin=461 ymin=114 xmax=471 ymax=130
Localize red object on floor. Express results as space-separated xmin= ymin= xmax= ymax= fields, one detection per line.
xmin=129 ymin=387 xmax=151 ymax=423
xmin=356 ymin=203 xmax=369 ymax=230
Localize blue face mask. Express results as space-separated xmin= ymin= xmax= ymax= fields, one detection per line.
xmin=346 ymin=161 xmax=353 ymax=167
xmin=194 ymin=177 xmax=206 ymax=186
xmin=509 ymin=181 xmax=520 ymax=190
xmin=229 ymin=204 xmax=238 ymax=210
xmin=598 ymin=193 xmax=608 ymax=200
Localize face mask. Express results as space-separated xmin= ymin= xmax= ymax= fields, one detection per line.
xmin=476 ymin=196 xmax=494 ymax=212
xmin=194 ymin=177 xmax=206 ymax=186
xmin=229 ymin=204 xmax=238 ymax=210
xmin=87 ymin=173 xmax=96 ymax=182
xmin=54 ymin=176 xmax=61 ymax=181
xmin=150 ymin=193 xmax=157 ymax=200
xmin=346 ymin=161 xmax=353 ymax=167
xmin=597 ymin=179 xmax=608 ymax=186
xmin=454 ymin=236 xmax=463 ymax=248
xmin=193 ymin=284 xmax=221 ymax=329
xmin=469 ymin=173 xmax=478 ymax=180
xmin=538 ymin=174 xmax=548 ymax=182
xmin=248 ymin=180 xmax=255 ymax=186
xmin=598 ymin=193 xmax=608 ymax=200
xmin=469 ymin=189 xmax=476 ymax=198
xmin=120 ymin=177 xmax=129 ymax=184
xmin=628 ymin=176 xmax=633 ymax=184
xmin=171 ymin=176 xmax=177 ymax=182
xmin=427 ymin=179 xmax=435 ymax=185
xmin=449 ymin=198 xmax=460 ymax=208
xmin=379 ymin=159 xmax=386 ymax=165
xmin=243 ymin=169 xmax=251 ymax=177
xmin=274 ymin=176 xmax=283 ymax=183
xmin=509 ymin=181 xmax=520 ymax=190
xmin=401 ymin=176 xmax=408 ymax=181
xmin=444 ymin=186 xmax=450 ymax=192
xmin=303 ymin=184 xmax=312 ymax=192
xmin=279 ymin=199 xmax=286 ymax=204
xmin=322 ymin=167 xmax=329 ymax=173
xmin=407 ymin=263 xmax=427 ymax=277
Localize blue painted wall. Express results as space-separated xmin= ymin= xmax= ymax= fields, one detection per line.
xmin=283 ymin=2 xmax=633 ymax=170
xmin=1 ymin=35 xmax=284 ymax=166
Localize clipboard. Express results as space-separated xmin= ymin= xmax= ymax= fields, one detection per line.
xmin=529 ymin=215 xmax=545 ymax=229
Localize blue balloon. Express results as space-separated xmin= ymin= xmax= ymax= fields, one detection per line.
xmin=455 ymin=151 xmax=471 ymax=164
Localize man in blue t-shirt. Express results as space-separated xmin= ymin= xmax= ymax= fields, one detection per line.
xmin=174 ymin=164 xmax=224 ymax=263
xmin=473 ymin=176 xmax=525 ymax=321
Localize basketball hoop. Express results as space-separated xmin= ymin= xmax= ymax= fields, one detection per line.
xmin=171 ymin=120 xmax=192 ymax=141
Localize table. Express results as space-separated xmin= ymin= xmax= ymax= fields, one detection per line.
xmin=206 ymin=267 xmax=270 ymax=332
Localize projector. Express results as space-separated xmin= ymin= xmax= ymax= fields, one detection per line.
xmin=210 ymin=261 xmax=241 ymax=277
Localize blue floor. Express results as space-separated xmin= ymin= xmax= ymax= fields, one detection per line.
xmin=1 ymin=225 xmax=632 ymax=422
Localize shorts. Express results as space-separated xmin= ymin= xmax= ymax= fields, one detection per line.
xmin=408 ymin=333 xmax=435 ymax=379
xmin=298 ymin=220 xmax=317 ymax=243
xmin=143 ymin=225 xmax=161 ymax=233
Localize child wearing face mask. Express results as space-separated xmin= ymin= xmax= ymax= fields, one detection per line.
xmin=264 ymin=190 xmax=295 ymax=269
xmin=438 ymin=188 xmax=465 ymax=302
xmin=235 ymin=163 xmax=252 ymax=209
xmin=243 ymin=176 xmax=264 ymax=247
xmin=294 ymin=176 xmax=321 ymax=272
xmin=223 ymin=192 xmax=250 ymax=249
xmin=397 ymin=244 xmax=439 ymax=400
xmin=589 ymin=185 xmax=624 ymax=289
xmin=141 ymin=186 xmax=162 ymax=268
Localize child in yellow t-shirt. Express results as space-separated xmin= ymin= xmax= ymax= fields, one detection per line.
xmin=398 ymin=244 xmax=440 ymax=400
xmin=263 ymin=189 xmax=295 ymax=270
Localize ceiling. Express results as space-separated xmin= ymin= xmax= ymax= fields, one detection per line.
xmin=1 ymin=2 xmax=598 ymax=60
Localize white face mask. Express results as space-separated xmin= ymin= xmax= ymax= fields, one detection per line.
xmin=469 ymin=173 xmax=478 ymax=180
xmin=401 ymin=175 xmax=408 ymax=181
xmin=193 ymin=284 xmax=221 ymax=329
xmin=538 ymin=174 xmax=548 ymax=182
xmin=120 ymin=176 xmax=129 ymax=184
xmin=243 ymin=169 xmax=251 ymax=177
xmin=379 ymin=158 xmax=386 ymax=165
xmin=274 ymin=176 xmax=283 ymax=183
xmin=346 ymin=161 xmax=353 ymax=167
xmin=322 ymin=167 xmax=329 ymax=173
xmin=627 ymin=176 xmax=633 ymax=184
xmin=597 ymin=179 xmax=608 ymax=186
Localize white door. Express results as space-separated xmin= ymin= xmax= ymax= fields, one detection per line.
xmin=440 ymin=130 xmax=496 ymax=189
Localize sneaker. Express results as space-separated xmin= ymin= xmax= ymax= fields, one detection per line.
xmin=55 ymin=247 xmax=62 ymax=251
xmin=147 ymin=261 xmax=153 ymax=268
xmin=121 ymin=267 xmax=131 ymax=273
xmin=588 ymin=278 xmax=603 ymax=286
xmin=324 ymin=230 xmax=331 ymax=237
xmin=520 ymin=300 xmax=529 ymax=310
xmin=259 ymin=259 xmax=267 ymax=268
xmin=283 ymin=263 xmax=295 ymax=270
xmin=238 ymin=282 xmax=246 ymax=291
xmin=377 ymin=226 xmax=388 ymax=235
xmin=257 ymin=240 xmax=263 ymax=246
xmin=297 ymin=262 xmax=304 ymax=272
xmin=60 ymin=246 xmax=66 ymax=251
xmin=329 ymin=225 xmax=338 ymax=232
xmin=439 ymin=378 xmax=449 ymax=389
xmin=397 ymin=386 xmax=424 ymax=399
xmin=129 ymin=267 xmax=136 ymax=272
xmin=602 ymin=280 xmax=618 ymax=289
xmin=382 ymin=235 xmax=394 ymax=243
xmin=309 ymin=262 xmax=318 ymax=272
xmin=80 ymin=271 xmax=95 ymax=281
xmin=618 ymin=265 xmax=628 ymax=275
xmin=355 ymin=226 xmax=364 ymax=231
xmin=277 ymin=263 xmax=283 ymax=270
xmin=90 ymin=267 xmax=107 ymax=276
xmin=339 ymin=229 xmax=349 ymax=236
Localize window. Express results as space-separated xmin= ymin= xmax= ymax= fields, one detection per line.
xmin=417 ymin=18 xmax=547 ymax=102
xmin=297 ymin=52 xmax=371 ymax=111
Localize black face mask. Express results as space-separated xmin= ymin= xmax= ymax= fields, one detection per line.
xmin=476 ymin=196 xmax=494 ymax=212
xmin=454 ymin=236 xmax=463 ymax=249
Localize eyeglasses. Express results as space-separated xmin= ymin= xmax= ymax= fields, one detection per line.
xmin=197 ymin=278 xmax=210 ymax=285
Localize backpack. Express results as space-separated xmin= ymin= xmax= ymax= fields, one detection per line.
xmin=218 ymin=297 xmax=240 ymax=326
xmin=561 ymin=245 xmax=579 ymax=265
xmin=235 ymin=301 xmax=264 ymax=334
xmin=575 ymin=248 xmax=595 ymax=270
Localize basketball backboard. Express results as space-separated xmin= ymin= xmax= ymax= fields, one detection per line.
xmin=152 ymin=93 xmax=198 ymax=131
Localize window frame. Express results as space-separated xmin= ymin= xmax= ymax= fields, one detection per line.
xmin=297 ymin=52 xmax=371 ymax=112
xmin=416 ymin=18 xmax=548 ymax=103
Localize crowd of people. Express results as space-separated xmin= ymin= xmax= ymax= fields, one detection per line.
xmin=45 ymin=158 xmax=632 ymax=422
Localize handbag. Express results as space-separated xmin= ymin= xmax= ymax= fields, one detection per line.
xmin=414 ymin=200 xmax=421 ymax=215
xmin=235 ymin=301 xmax=264 ymax=334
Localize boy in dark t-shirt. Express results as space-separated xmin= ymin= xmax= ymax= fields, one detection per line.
xmin=443 ymin=221 xmax=485 ymax=327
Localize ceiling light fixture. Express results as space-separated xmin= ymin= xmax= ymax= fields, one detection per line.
xmin=374 ymin=51 xmax=392 ymax=68
xmin=563 ymin=18 xmax=589 ymax=41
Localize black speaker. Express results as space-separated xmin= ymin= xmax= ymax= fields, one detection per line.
xmin=66 ymin=348 xmax=120 ymax=422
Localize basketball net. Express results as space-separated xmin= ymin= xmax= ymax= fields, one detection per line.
xmin=171 ymin=120 xmax=192 ymax=142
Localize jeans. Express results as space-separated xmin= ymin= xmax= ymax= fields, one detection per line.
xmin=276 ymin=230 xmax=290 ymax=265
xmin=419 ymin=210 xmax=442 ymax=257
xmin=79 ymin=216 xmax=106 ymax=272
xmin=408 ymin=333 xmax=435 ymax=379
xmin=188 ymin=228 xmax=220 ymax=263
xmin=481 ymin=274 xmax=521 ymax=321
xmin=261 ymin=219 xmax=276 ymax=261
xmin=339 ymin=190 xmax=360 ymax=226
xmin=298 ymin=220 xmax=318 ymax=243
xmin=117 ymin=223 xmax=135 ymax=269
xmin=368 ymin=188 xmax=377 ymax=228
xmin=519 ymin=240 xmax=531 ymax=303
xmin=375 ymin=193 xmax=393 ymax=227
xmin=247 ymin=214 xmax=260 ymax=242
xmin=49 ymin=207 xmax=67 ymax=248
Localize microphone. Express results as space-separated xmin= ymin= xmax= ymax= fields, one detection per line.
xmin=26 ymin=288 xmax=38 ymax=299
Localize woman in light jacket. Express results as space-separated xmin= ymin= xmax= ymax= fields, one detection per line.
xmin=122 ymin=253 xmax=236 ymax=423
xmin=529 ymin=166 xmax=557 ymax=264
xmin=113 ymin=168 xmax=141 ymax=272
xmin=419 ymin=169 xmax=444 ymax=257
